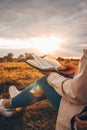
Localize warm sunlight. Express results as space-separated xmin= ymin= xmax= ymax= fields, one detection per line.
xmin=0 ymin=37 xmax=66 ymax=53
xmin=29 ymin=37 xmax=66 ymax=53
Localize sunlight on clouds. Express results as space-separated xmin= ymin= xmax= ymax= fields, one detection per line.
xmin=0 ymin=37 xmax=66 ymax=53
xmin=0 ymin=39 xmax=25 ymax=49
xmin=29 ymin=37 xmax=66 ymax=53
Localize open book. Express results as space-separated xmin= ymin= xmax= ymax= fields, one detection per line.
xmin=25 ymin=53 xmax=66 ymax=72
xmin=25 ymin=53 xmax=73 ymax=78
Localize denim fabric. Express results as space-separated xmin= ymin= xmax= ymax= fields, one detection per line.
xmin=12 ymin=76 xmax=61 ymax=111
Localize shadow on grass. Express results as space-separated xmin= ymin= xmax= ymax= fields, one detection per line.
xmin=0 ymin=100 xmax=57 ymax=130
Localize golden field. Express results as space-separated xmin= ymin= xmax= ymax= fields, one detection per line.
xmin=0 ymin=60 xmax=79 ymax=130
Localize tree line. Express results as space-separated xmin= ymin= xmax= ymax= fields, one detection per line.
xmin=0 ymin=53 xmax=34 ymax=62
xmin=0 ymin=52 xmax=79 ymax=63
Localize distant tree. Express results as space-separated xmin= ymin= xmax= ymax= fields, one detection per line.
xmin=57 ymin=57 xmax=64 ymax=61
xmin=0 ymin=58 xmax=3 ymax=62
xmin=6 ymin=53 xmax=14 ymax=62
xmin=17 ymin=54 xmax=25 ymax=61
xmin=25 ymin=53 xmax=33 ymax=60
xmin=2 ymin=56 xmax=7 ymax=62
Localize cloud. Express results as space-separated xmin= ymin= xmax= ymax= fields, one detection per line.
xmin=0 ymin=0 xmax=87 ymax=39
xmin=0 ymin=0 xmax=87 ymax=57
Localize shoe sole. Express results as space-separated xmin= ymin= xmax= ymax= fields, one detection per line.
xmin=9 ymin=85 xmax=20 ymax=98
xmin=9 ymin=86 xmax=22 ymax=112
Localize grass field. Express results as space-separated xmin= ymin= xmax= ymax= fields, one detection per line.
xmin=0 ymin=61 xmax=78 ymax=130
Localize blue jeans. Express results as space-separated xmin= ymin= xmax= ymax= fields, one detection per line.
xmin=11 ymin=76 xmax=61 ymax=111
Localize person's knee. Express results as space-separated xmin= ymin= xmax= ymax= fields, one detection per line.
xmin=37 ymin=76 xmax=49 ymax=92
xmin=37 ymin=76 xmax=48 ymax=89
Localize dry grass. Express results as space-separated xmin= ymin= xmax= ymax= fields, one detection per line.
xmin=0 ymin=62 xmax=43 ymax=87
xmin=0 ymin=62 xmax=57 ymax=130
xmin=0 ymin=61 xmax=78 ymax=130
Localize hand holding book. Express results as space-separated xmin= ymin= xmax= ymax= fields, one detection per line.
xmin=59 ymin=63 xmax=77 ymax=75
xmin=25 ymin=53 xmax=74 ymax=78
xmin=25 ymin=53 xmax=66 ymax=71
xmin=38 ymin=67 xmax=67 ymax=76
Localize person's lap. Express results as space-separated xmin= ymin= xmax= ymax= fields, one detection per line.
xmin=12 ymin=76 xmax=61 ymax=111
xmin=37 ymin=76 xmax=61 ymax=111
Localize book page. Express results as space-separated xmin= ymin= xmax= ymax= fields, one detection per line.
xmin=31 ymin=53 xmax=53 ymax=68
xmin=43 ymin=55 xmax=61 ymax=68
xmin=27 ymin=59 xmax=41 ymax=68
xmin=26 ymin=59 xmax=53 ymax=70
xmin=26 ymin=53 xmax=65 ymax=71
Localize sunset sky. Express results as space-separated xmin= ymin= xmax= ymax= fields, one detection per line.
xmin=0 ymin=0 xmax=87 ymax=57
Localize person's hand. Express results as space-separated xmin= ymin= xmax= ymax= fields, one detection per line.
xmin=40 ymin=71 xmax=51 ymax=76
xmin=39 ymin=67 xmax=56 ymax=76
xmin=59 ymin=63 xmax=77 ymax=75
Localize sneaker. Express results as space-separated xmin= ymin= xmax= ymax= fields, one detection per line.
xmin=9 ymin=86 xmax=22 ymax=112
xmin=0 ymin=99 xmax=16 ymax=117
xmin=9 ymin=85 xmax=20 ymax=98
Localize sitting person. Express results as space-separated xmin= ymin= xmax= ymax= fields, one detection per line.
xmin=0 ymin=49 xmax=87 ymax=130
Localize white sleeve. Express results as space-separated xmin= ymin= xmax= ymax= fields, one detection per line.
xmin=47 ymin=49 xmax=87 ymax=105
xmin=47 ymin=72 xmax=77 ymax=104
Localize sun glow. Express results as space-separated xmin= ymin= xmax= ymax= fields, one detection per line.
xmin=29 ymin=37 xmax=66 ymax=53
xmin=0 ymin=37 xmax=66 ymax=53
